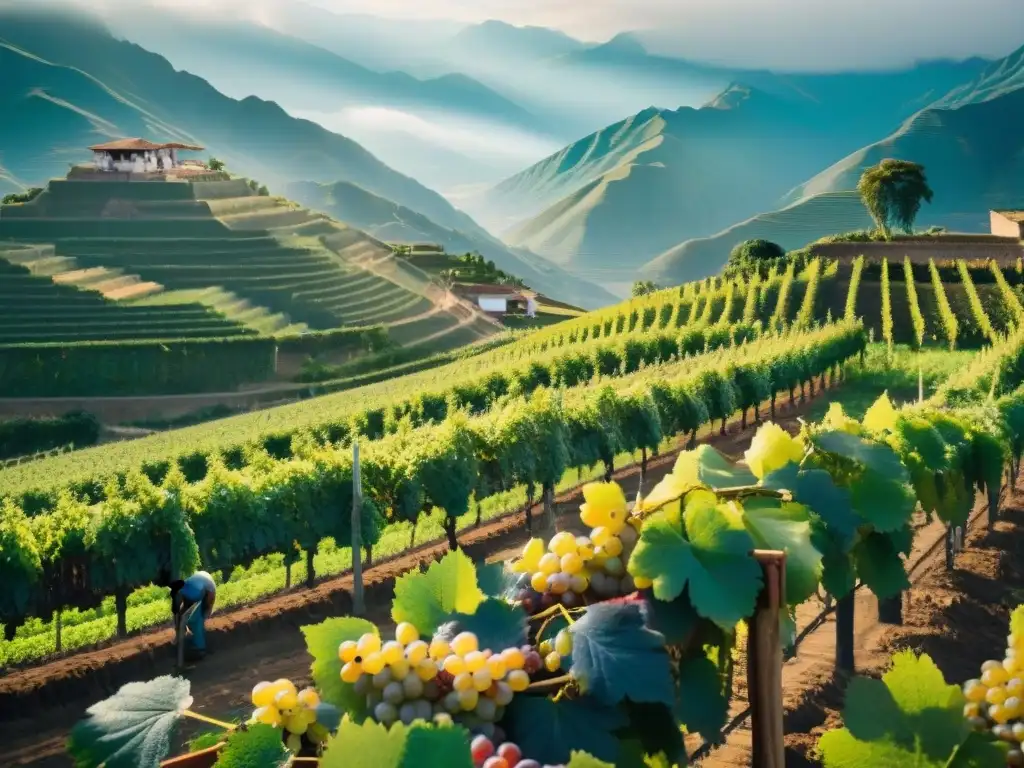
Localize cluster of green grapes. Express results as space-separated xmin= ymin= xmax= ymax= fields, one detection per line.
xmin=339 ymin=625 xmax=542 ymax=741
xmin=962 ymin=631 xmax=1024 ymax=765
xmin=510 ymin=484 xmax=647 ymax=612
xmin=249 ymin=678 xmax=329 ymax=752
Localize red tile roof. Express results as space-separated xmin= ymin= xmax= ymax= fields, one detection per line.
xmin=89 ymin=138 xmax=204 ymax=151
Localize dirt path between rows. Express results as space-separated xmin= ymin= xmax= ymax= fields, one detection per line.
xmin=0 ymin=379 xmax=834 ymax=766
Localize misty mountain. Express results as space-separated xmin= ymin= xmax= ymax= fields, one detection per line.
xmin=641 ymin=44 xmax=1024 ymax=285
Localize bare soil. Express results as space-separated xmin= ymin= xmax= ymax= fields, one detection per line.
xmin=0 ymin=380 xmax=831 ymax=766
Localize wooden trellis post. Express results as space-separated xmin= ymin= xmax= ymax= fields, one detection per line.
xmin=351 ymin=441 xmax=365 ymax=616
xmin=748 ymin=550 xmax=786 ymax=768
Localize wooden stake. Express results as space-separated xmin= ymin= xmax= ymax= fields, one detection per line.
xmin=54 ymin=609 xmax=62 ymax=654
xmin=748 ymin=550 xmax=786 ymax=768
xmin=352 ymin=441 xmax=365 ymax=616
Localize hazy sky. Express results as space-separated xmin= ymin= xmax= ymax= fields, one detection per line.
xmin=95 ymin=0 xmax=1024 ymax=70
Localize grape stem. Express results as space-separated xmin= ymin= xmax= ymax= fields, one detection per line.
xmin=182 ymin=709 xmax=236 ymax=731
xmin=526 ymin=674 xmax=572 ymax=693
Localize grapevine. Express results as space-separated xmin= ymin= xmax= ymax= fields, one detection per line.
xmin=770 ymin=262 xmax=796 ymax=329
xmin=931 ymin=257 xmax=960 ymax=350
xmin=741 ymin=272 xmax=761 ymax=323
xmin=843 ymin=254 xmax=864 ymax=320
xmin=992 ymin=261 xmax=1024 ymax=327
xmin=880 ymin=257 xmax=893 ymax=351
xmin=958 ymin=259 xmax=998 ymax=342
xmin=904 ymin=256 xmax=926 ymax=348
xmin=794 ymin=258 xmax=821 ymax=328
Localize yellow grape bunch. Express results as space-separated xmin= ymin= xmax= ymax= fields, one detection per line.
xmin=510 ymin=482 xmax=645 ymax=612
xmin=338 ymin=625 xmax=542 ymax=741
xmin=962 ymin=630 xmax=1024 ymax=765
xmin=250 ymin=678 xmax=329 ymax=753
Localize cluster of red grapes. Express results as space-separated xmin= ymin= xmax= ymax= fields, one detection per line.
xmin=471 ymin=734 xmax=566 ymax=768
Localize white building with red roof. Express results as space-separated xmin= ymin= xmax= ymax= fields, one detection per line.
xmin=89 ymin=138 xmax=205 ymax=174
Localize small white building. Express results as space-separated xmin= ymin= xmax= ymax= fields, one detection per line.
xmin=456 ymin=284 xmax=537 ymax=317
xmin=89 ymin=138 xmax=205 ymax=174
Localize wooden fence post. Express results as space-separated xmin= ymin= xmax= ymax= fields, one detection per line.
xmin=749 ymin=550 xmax=786 ymax=768
xmin=352 ymin=441 xmax=365 ymax=616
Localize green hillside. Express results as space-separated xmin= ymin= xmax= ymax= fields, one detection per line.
xmin=0 ymin=173 xmax=499 ymax=395
xmin=286 ymin=180 xmax=617 ymax=310
xmin=641 ymin=45 xmax=1024 ymax=284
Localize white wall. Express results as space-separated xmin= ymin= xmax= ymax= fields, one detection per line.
xmin=478 ymin=297 xmax=508 ymax=313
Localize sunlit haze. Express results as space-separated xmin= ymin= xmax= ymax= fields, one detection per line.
xmin=91 ymin=0 xmax=1024 ymax=70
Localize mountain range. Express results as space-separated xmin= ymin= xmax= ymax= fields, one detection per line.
xmin=0 ymin=6 xmax=615 ymax=308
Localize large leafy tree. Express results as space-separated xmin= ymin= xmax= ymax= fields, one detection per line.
xmin=727 ymin=239 xmax=785 ymax=270
xmin=857 ymin=159 xmax=933 ymax=236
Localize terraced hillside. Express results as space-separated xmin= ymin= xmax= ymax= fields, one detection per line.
xmin=0 ymin=176 xmax=496 ymax=348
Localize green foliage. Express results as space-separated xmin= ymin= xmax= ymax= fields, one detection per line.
xmin=207 ymin=157 xmax=226 ymax=171
xmin=504 ymin=695 xmax=628 ymax=765
xmin=568 ymin=602 xmax=676 ymax=707
xmin=880 ymin=259 xmax=893 ymax=349
xmin=320 ymin=718 xmax=474 ymax=768
xmin=903 ymin=257 xmax=926 ymax=349
xmin=300 ymin=617 xmax=378 ymax=715
xmin=991 ymin=262 xmax=1024 ymax=327
xmin=434 ymin=598 xmax=528 ymax=652
xmin=856 ymin=159 xmax=934 ymax=236
xmin=391 ymin=549 xmax=485 ymax=636
xmin=632 ymin=280 xmax=661 ymax=297
xmin=770 ymin=263 xmax=796 ymax=329
xmin=929 ymin=258 xmax=959 ymax=350
xmin=793 ymin=258 xmax=821 ymax=329
xmin=212 ymin=724 xmax=288 ymax=768
xmin=957 ymin=260 xmax=997 ymax=342
xmin=728 ymin=239 xmax=785 ymax=270
xmin=67 ymin=675 xmax=191 ymax=768
xmin=741 ymin=273 xmax=761 ymax=323
xmin=818 ymin=650 xmax=1005 ymax=767
xmin=844 ymin=255 xmax=864 ymax=321
xmin=1 ymin=186 xmax=43 ymax=205
xmin=0 ymin=410 xmax=100 ymax=460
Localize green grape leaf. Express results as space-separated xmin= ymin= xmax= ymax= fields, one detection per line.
xmin=852 ymin=532 xmax=910 ymax=600
xmin=67 ymin=675 xmax=192 ymax=768
xmin=434 ymin=598 xmax=528 ymax=652
xmin=741 ymin=498 xmax=823 ymax=606
xmin=402 ymin=721 xmax=475 ymax=768
xmin=629 ymin=493 xmax=762 ymax=628
xmin=637 ymin=589 xmax=701 ymax=646
xmin=503 ymin=694 xmax=628 ymax=765
xmin=814 ymin=431 xmax=910 ymax=484
xmin=212 ymin=724 xmax=288 ymax=768
xmin=849 ymin=470 xmax=917 ymax=533
xmin=674 ymin=654 xmax=728 ymax=744
xmin=568 ymin=602 xmax=675 ymax=707
xmin=320 ymin=716 xmax=406 ymax=768
xmin=566 ymin=751 xmax=616 ymax=768
xmin=672 ymin=444 xmax=758 ymax=489
xmin=300 ymin=617 xmax=378 ymax=716
xmin=818 ymin=650 xmax=1005 ymax=767
xmin=391 ymin=549 xmax=485 ymax=636
xmin=862 ymin=392 xmax=899 ymax=435
xmin=762 ymin=463 xmax=860 ymax=547
xmin=815 ymin=528 xmax=856 ymax=600
xmin=475 ymin=560 xmax=517 ymax=599
xmin=622 ymin=702 xmax=686 ymax=766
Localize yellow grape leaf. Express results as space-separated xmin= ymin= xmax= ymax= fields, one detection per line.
xmin=580 ymin=482 xmax=628 ymax=528
xmin=863 ymin=392 xmax=899 ymax=434
xmin=744 ymin=422 xmax=805 ymax=480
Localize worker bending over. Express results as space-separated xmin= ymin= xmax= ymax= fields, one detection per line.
xmin=171 ymin=570 xmax=217 ymax=661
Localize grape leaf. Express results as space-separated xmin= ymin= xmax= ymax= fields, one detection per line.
xmin=391 ymin=549 xmax=485 ymax=636
xmin=434 ymin=598 xmax=528 ymax=652
xmin=637 ymin=589 xmax=700 ymax=646
xmin=812 ymin=520 xmax=856 ymax=599
xmin=672 ymin=445 xmax=757 ymax=489
xmin=744 ymin=422 xmax=805 ymax=480
xmin=819 ymin=651 xmax=1005 ymax=767
xmin=674 ymin=654 xmax=728 ymax=744
xmin=814 ymin=431 xmax=910 ymax=484
xmin=212 ymin=724 xmax=287 ymax=768
xmin=849 ymin=470 xmax=917 ymax=533
xmin=403 ymin=721 xmax=475 ymax=768
xmin=300 ymin=617 xmax=378 ymax=716
xmin=503 ymin=695 xmax=627 ymax=765
xmin=629 ymin=493 xmax=762 ymax=628
xmin=67 ymin=675 xmax=192 ymax=768
xmin=475 ymin=560 xmax=517 ymax=599
xmin=569 ymin=602 xmax=675 ymax=707
xmin=852 ymin=532 xmax=910 ymax=601
xmin=320 ymin=717 xmax=405 ymax=768
xmin=862 ymin=392 xmax=899 ymax=435
xmin=566 ymin=751 xmax=616 ymax=768
xmin=741 ymin=498 xmax=823 ymax=606
xmin=762 ymin=463 xmax=860 ymax=547
xmin=622 ymin=702 xmax=686 ymax=765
